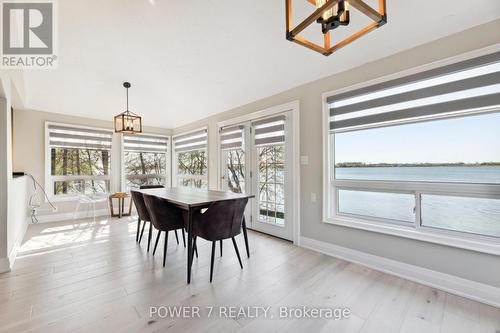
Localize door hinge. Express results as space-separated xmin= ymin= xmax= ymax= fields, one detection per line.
xmin=250 ymin=171 xmax=253 ymax=178
xmin=250 ymin=215 xmax=253 ymax=222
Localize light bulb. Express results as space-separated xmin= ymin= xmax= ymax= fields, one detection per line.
xmin=316 ymin=0 xmax=333 ymax=20
xmin=341 ymin=1 xmax=349 ymax=22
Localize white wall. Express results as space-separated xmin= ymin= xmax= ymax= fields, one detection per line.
xmin=173 ymin=19 xmax=500 ymax=289
xmin=0 ymin=75 xmax=13 ymax=272
xmin=7 ymin=176 xmax=29 ymax=266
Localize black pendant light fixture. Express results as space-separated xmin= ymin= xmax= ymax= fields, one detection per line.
xmin=114 ymin=82 xmax=142 ymax=134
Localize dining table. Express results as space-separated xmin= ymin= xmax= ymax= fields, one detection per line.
xmin=137 ymin=187 xmax=255 ymax=283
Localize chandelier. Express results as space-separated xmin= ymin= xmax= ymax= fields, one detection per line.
xmin=285 ymin=0 xmax=387 ymax=56
xmin=114 ymin=82 xmax=142 ymax=134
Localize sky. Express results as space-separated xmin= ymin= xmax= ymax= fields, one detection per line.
xmin=334 ymin=112 xmax=500 ymax=164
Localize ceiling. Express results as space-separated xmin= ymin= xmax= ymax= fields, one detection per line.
xmin=13 ymin=0 xmax=500 ymax=128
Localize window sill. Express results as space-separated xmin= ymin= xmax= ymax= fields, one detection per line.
xmin=323 ymin=215 xmax=500 ymax=256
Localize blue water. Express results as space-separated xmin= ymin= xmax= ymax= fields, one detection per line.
xmin=336 ymin=166 xmax=500 ymax=184
xmin=335 ymin=167 xmax=500 ymax=237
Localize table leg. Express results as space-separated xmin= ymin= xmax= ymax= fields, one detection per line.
xmin=187 ymin=208 xmax=193 ymax=284
xmin=118 ymin=198 xmax=122 ymax=219
xmin=109 ymin=198 xmax=114 ymax=217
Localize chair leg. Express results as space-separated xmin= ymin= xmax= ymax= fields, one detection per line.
xmin=73 ymin=201 xmax=80 ymax=220
xmin=136 ymin=218 xmax=141 ymax=242
xmin=163 ymin=231 xmax=169 ymax=267
xmin=174 ymin=230 xmax=179 ymax=245
xmin=210 ymin=241 xmax=216 ymax=283
xmin=220 ymin=240 xmax=223 ymax=257
xmin=191 ymin=236 xmax=197 ymax=263
xmin=139 ymin=220 xmax=146 ymax=243
xmin=242 ymin=217 xmax=250 ymax=258
xmin=153 ymin=230 xmax=161 ymax=256
xmin=232 ymin=237 xmax=243 ymax=269
xmin=147 ymin=223 xmax=153 ymax=252
xmin=181 ymin=229 xmax=186 ymax=248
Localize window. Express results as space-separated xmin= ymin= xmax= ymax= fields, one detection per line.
xmin=220 ymin=125 xmax=245 ymax=193
xmin=324 ymin=51 xmax=500 ymax=249
xmin=173 ymin=129 xmax=208 ymax=189
xmin=46 ymin=124 xmax=113 ymax=198
xmin=253 ymin=116 xmax=286 ymax=226
xmin=122 ymin=134 xmax=169 ymax=191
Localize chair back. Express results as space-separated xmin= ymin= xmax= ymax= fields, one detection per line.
xmin=139 ymin=185 xmax=165 ymax=190
xmin=194 ymin=198 xmax=248 ymax=241
xmin=131 ymin=191 xmax=150 ymax=222
xmin=143 ymin=194 xmax=185 ymax=232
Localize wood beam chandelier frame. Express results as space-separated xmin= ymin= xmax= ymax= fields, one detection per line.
xmin=286 ymin=0 xmax=387 ymax=56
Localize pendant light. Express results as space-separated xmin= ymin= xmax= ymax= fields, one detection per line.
xmin=285 ymin=0 xmax=387 ymax=56
xmin=114 ymin=82 xmax=142 ymax=134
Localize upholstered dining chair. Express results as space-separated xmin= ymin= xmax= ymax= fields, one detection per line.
xmin=189 ymin=198 xmax=248 ymax=282
xmin=131 ymin=190 xmax=153 ymax=251
xmin=143 ymin=194 xmax=188 ymax=267
xmin=136 ymin=185 xmax=184 ymax=247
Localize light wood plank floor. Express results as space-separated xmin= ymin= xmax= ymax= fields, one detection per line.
xmin=1 ymin=216 xmax=499 ymax=333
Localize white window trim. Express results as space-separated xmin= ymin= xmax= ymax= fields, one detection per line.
xmin=172 ymin=126 xmax=209 ymax=188
xmin=120 ymin=133 xmax=171 ymax=192
xmin=322 ymin=45 xmax=500 ymax=256
xmin=44 ymin=121 xmax=115 ymax=202
xmin=215 ymin=100 xmax=301 ymax=245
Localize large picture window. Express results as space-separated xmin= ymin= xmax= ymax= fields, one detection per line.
xmin=46 ymin=124 xmax=113 ymax=198
xmin=122 ymin=134 xmax=169 ymax=190
xmin=173 ymin=129 xmax=208 ymax=189
xmin=324 ymin=51 xmax=500 ymax=249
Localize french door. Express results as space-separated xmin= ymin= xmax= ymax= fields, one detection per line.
xmin=220 ymin=112 xmax=294 ymax=241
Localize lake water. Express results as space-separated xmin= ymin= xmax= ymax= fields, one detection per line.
xmin=335 ymin=167 xmax=500 ymax=238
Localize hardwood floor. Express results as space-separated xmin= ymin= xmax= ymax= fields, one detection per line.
xmin=1 ymin=216 xmax=499 ymax=333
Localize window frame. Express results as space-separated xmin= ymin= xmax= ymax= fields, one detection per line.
xmin=120 ymin=133 xmax=171 ymax=192
xmin=322 ymin=50 xmax=500 ymax=256
xmin=45 ymin=121 xmax=114 ymax=202
xmin=172 ymin=127 xmax=209 ymax=189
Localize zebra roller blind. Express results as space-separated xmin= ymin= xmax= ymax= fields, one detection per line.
xmin=252 ymin=115 xmax=286 ymax=146
xmin=173 ymin=129 xmax=208 ymax=153
xmin=123 ymin=135 xmax=168 ymax=153
xmin=328 ymin=51 xmax=500 ymax=131
xmin=48 ymin=125 xmax=112 ymax=150
xmin=220 ymin=125 xmax=244 ymax=150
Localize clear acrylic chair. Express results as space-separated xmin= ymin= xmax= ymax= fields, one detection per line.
xmin=73 ymin=192 xmax=109 ymax=222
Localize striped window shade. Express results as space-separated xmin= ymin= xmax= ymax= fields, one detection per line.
xmin=173 ymin=129 xmax=208 ymax=153
xmin=328 ymin=51 xmax=500 ymax=132
xmin=252 ymin=115 xmax=286 ymax=146
xmin=48 ymin=125 xmax=112 ymax=150
xmin=124 ymin=135 xmax=168 ymax=153
xmin=220 ymin=125 xmax=244 ymax=150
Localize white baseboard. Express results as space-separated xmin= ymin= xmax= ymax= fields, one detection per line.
xmin=35 ymin=209 xmax=111 ymax=224
xmin=300 ymin=236 xmax=500 ymax=308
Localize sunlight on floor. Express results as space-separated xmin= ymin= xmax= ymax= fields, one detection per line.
xmin=17 ymin=216 xmax=138 ymax=258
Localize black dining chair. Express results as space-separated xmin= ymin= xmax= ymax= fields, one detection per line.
xmin=219 ymin=216 xmax=250 ymax=258
xmin=143 ymin=194 xmax=188 ymax=267
xmin=189 ymin=198 xmax=248 ymax=282
xmin=137 ymin=185 xmax=185 ymax=246
xmin=131 ymin=190 xmax=154 ymax=251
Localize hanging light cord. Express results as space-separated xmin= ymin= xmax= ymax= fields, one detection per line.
xmin=125 ymin=85 xmax=129 ymax=111
xmin=26 ymin=173 xmax=57 ymax=223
